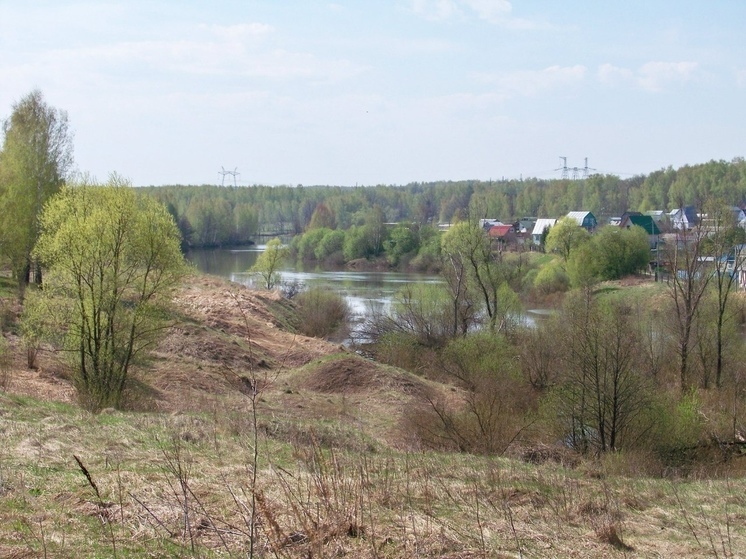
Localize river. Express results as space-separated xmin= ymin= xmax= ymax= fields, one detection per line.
xmin=185 ymin=245 xmax=444 ymax=322
xmin=186 ymin=245 xmax=549 ymax=333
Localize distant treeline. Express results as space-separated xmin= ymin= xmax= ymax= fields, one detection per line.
xmin=143 ymin=158 xmax=746 ymax=249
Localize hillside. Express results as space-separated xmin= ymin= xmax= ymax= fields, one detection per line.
xmin=1 ymin=274 xmax=746 ymax=558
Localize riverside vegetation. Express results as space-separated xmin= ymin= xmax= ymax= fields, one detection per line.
xmin=2 ymin=273 xmax=746 ymax=558
xmin=3 ymin=89 xmax=746 ymax=558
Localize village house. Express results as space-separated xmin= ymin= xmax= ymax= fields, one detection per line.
xmin=531 ymin=218 xmax=556 ymax=246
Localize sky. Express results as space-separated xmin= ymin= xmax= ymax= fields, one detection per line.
xmin=1 ymin=1 xmax=745 ymax=187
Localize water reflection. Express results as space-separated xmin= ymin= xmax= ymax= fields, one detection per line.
xmin=185 ymin=246 xmax=444 ymax=322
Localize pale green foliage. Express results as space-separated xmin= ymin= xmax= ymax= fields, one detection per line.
xmin=0 ymin=89 xmax=73 ymax=289
xmin=544 ymin=216 xmax=590 ymax=262
xmin=30 ymin=177 xmax=187 ymax=411
xmin=441 ymin=221 xmax=522 ymax=332
xmin=251 ymin=237 xmax=288 ymax=289
xmin=390 ymin=283 xmax=453 ymax=345
xmin=568 ymin=225 xmax=650 ymax=287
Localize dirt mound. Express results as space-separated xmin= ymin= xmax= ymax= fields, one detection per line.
xmin=303 ymin=355 xmax=432 ymax=399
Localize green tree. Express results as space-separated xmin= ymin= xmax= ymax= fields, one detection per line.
xmin=30 ymin=177 xmax=187 ymax=411
xmin=307 ymin=202 xmax=337 ymax=230
xmin=0 ymin=90 xmax=73 ymax=292
xmin=544 ymin=216 xmax=590 ymax=263
xmin=251 ymin=237 xmax=288 ymax=289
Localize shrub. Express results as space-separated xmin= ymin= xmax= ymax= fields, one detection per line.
xmin=295 ymin=287 xmax=350 ymax=340
xmin=533 ymin=260 xmax=569 ymax=294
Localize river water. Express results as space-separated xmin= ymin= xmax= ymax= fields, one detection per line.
xmin=186 ymin=245 xmax=548 ymax=333
xmin=185 ymin=245 xmax=444 ymax=322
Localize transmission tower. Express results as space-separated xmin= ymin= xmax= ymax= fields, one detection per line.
xmin=218 ymin=166 xmax=240 ymax=187
xmin=582 ymin=157 xmax=596 ymax=179
xmin=556 ymin=156 xmax=569 ymax=180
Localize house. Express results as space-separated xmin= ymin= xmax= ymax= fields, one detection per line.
xmin=488 ymin=224 xmax=517 ymax=250
xmin=479 ymin=218 xmax=503 ymax=231
xmin=669 ymin=206 xmax=699 ymax=230
xmin=518 ymin=217 xmax=537 ymax=234
xmin=566 ymin=211 xmax=597 ymax=231
xmin=619 ymin=214 xmax=661 ymax=249
xmin=725 ymin=244 xmax=746 ymax=290
xmin=531 ymin=218 xmax=556 ymax=245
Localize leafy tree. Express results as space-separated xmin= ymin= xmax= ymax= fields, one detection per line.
xmin=30 ymin=177 xmax=187 ymax=411
xmin=251 ymin=238 xmax=288 ymax=289
xmin=441 ymin=221 xmax=518 ymax=332
xmin=307 ymin=202 xmax=337 ymax=230
xmin=384 ymin=224 xmax=419 ymax=266
xmin=0 ymin=90 xmax=73 ymax=292
xmin=314 ymin=229 xmax=345 ymax=263
xmin=544 ymin=217 xmax=590 ymax=263
xmin=568 ymin=225 xmax=650 ymax=286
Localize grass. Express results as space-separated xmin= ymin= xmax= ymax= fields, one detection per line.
xmin=2 ymin=394 xmax=746 ymax=558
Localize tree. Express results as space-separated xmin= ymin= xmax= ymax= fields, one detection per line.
xmin=699 ymin=201 xmax=746 ymax=388
xmin=30 ymin=177 xmax=187 ymax=411
xmin=307 ymin=202 xmax=337 ymax=230
xmin=663 ymin=216 xmax=714 ymax=391
xmin=544 ymin=217 xmax=590 ymax=263
xmin=553 ymin=294 xmax=653 ymax=454
xmin=251 ymin=237 xmax=288 ymax=289
xmin=441 ymin=221 xmax=515 ymax=332
xmin=0 ymin=90 xmax=73 ymax=292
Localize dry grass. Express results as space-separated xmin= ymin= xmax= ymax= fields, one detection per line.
xmin=2 ymin=275 xmax=746 ymax=557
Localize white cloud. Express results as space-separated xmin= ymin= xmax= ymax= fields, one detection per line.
xmin=476 ymin=65 xmax=587 ymax=97
xmin=406 ymin=0 xmax=547 ymax=28
xmin=597 ymin=61 xmax=698 ymax=92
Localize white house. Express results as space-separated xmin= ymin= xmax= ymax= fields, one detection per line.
xmin=531 ymin=218 xmax=557 ymax=245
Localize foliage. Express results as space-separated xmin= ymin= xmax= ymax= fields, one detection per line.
xmin=307 ymin=202 xmax=337 ymax=230
xmin=30 ymin=177 xmax=187 ymax=411
xmin=568 ymin=225 xmax=650 ymax=286
xmin=544 ymin=217 xmax=590 ymax=262
xmin=251 ymin=237 xmax=288 ymax=290
xmin=0 ymin=89 xmax=73 ymax=291
xmin=294 ymin=287 xmax=349 ymax=340
xmin=418 ymin=332 xmax=534 ymax=454
xmin=533 ymin=259 xmax=570 ymax=294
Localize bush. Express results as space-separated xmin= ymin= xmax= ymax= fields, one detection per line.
xmin=533 ymin=260 xmax=569 ymax=294
xmin=295 ymin=287 xmax=350 ymax=340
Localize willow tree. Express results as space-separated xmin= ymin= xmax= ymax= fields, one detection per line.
xmin=0 ymin=90 xmax=73 ymax=292
xmin=30 ymin=177 xmax=187 ymax=411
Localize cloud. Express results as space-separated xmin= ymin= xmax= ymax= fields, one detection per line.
xmin=406 ymin=0 xmax=547 ymax=29
xmin=476 ymin=65 xmax=587 ymax=97
xmin=597 ymin=61 xmax=698 ymax=92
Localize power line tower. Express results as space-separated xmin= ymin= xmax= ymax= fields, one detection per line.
xmin=556 ymin=156 xmax=569 ymax=180
xmin=218 ymin=166 xmax=240 ymax=187
xmin=582 ymin=157 xmax=596 ymax=179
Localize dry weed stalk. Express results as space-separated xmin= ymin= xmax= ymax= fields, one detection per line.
xmin=72 ymin=454 xmax=118 ymax=558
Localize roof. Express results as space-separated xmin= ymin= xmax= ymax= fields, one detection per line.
xmin=566 ymin=211 xmax=595 ymax=225
xmin=488 ymin=225 xmax=514 ymax=238
xmin=622 ymin=215 xmax=661 ymax=235
xmin=532 ymin=218 xmax=556 ymax=236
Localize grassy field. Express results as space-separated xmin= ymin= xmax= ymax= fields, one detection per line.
xmin=2 ymin=390 xmax=746 ymax=558
xmin=1 ymin=273 xmax=746 ymax=558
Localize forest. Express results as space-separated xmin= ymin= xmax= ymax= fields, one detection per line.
xmin=144 ymin=157 xmax=746 ymax=250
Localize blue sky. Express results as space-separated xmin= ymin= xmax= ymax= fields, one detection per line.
xmin=1 ymin=1 xmax=744 ymax=186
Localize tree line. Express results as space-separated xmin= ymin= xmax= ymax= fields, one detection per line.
xmin=143 ymin=159 xmax=746 ymax=249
